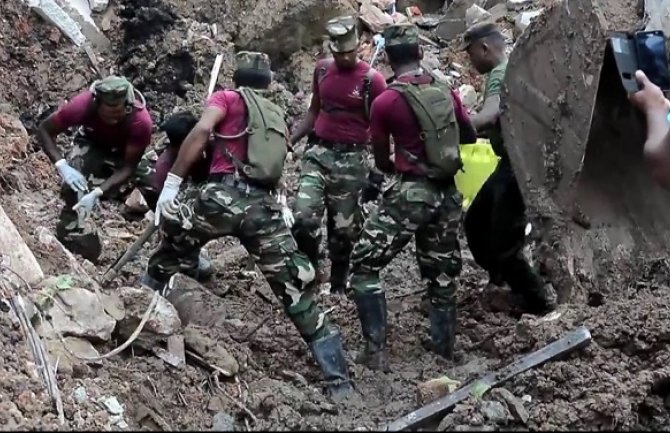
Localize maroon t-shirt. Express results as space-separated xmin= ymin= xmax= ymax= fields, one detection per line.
xmin=370 ymin=74 xmax=473 ymax=174
xmin=52 ymin=90 xmax=152 ymax=153
xmin=313 ymin=59 xmax=387 ymax=144
xmin=206 ymin=90 xmax=248 ymax=175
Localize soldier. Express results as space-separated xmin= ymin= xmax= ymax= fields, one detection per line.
xmin=289 ymin=15 xmax=387 ymax=295
xmin=37 ymin=76 xmax=153 ymax=262
xmin=141 ymin=52 xmax=353 ymax=400
xmin=349 ymin=23 xmax=464 ymax=371
xmin=133 ymin=112 xmax=213 ymax=280
xmin=460 ymin=22 xmax=557 ymax=314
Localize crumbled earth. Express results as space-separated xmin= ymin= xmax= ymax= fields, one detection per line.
xmin=1 ymin=0 xmax=670 ymax=431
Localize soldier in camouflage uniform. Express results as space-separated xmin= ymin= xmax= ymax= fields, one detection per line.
xmin=349 ymin=24 xmax=463 ymax=371
xmin=289 ymin=15 xmax=387 ymax=294
xmin=141 ymin=52 xmax=354 ymax=400
xmin=37 ymin=76 xmax=153 ymax=262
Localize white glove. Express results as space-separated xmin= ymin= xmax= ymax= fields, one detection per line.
xmin=276 ymin=192 xmax=294 ymax=228
xmin=55 ymin=159 xmax=88 ymax=193
xmin=154 ymin=173 xmax=183 ymax=226
xmin=72 ymin=187 xmax=103 ymax=220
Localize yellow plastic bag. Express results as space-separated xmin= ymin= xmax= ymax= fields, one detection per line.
xmin=455 ymin=139 xmax=500 ymax=209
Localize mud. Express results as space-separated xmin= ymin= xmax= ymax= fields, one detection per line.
xmin=2 ymin=0 xmax=670 ymax=431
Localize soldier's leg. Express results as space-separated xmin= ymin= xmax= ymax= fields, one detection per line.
xmin=416 ymin=185 xmax=463 ymax=360
xmin=238 ymin=195 xmax=353 ymax=400
xmin=131 ymin=148 xmax=160 ymax=210
xmin=55 ymin=133 xmax=109 ymax=262
xmin=325 ymin=151 xmax=367 ymax=294
xmin=292 ymin=150 xmax=328 ymax=274
xmin=350 ymin=180 xmax=434 ymax=371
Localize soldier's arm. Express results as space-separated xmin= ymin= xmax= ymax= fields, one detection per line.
xmin=290 ymin=66 xmax=322 ymax=145
xmin=37 ymin=92 xmax=90 ymax=163
xmin=37 ymin=115 xmax=68 ymax=164
xmin=171 ymin=107 xmax=225 ymax=178
xmin=471 ymin=66 xmax=504 ymax=131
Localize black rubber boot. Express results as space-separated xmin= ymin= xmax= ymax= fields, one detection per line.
xmin=428 ymin=304 xmax=457 ymax=360
xmin=309 ymin=330 xmax=354 ymax=401
xmin=353 ymin=292 xmax=389 ymax=371
xmin=140 ymin=273 xmax=168 ymax=293
xmin=329 ymin=260 xmax=349 ymax=295
xmin=501 ymin=253 xmax=557 ymax=315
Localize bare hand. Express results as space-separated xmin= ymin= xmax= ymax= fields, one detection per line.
xmin=629 ymin=70 xmax=670 ymax=113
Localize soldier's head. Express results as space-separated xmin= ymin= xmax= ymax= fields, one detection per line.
xmin=160 ymin=112 xmax=198 ymax=148
xmin=461 ymin=22 xmax=506 ymax=74
xmin=233 ymin=51 xmax=272 ymax=90
xmin=383 ymin=23 xmax=423 ymax=72
xmin=326 ymin=15 xmax=359 ymax=70
xmin=91 ymin=75 xmax=135 ymax=125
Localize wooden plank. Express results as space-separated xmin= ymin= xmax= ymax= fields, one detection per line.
xmin=383 ymin=326 xmax=592 ymax=431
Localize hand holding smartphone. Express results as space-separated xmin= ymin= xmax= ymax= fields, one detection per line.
xmin=609 ymin=30 xmax=670 ymax=93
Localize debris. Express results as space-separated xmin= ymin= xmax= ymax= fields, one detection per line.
xmin=89 ymin=0 xmax=108 ymax=13
xmin=480 ymin=400 xmax=510 ymax=423
xmin=360 ymin=0 xmax=394 ymax=33
xmin=506 ymin=0 xmax=533 ymax=10
xmin=384 ymin=326 xmax=592 ymax=431
xmin=436 ymin=18 xmax=466 ymax=41
xmin=25 ymin=0 xmax=87 ymax=46
xmin=101 ymin=396 xmax=124 ymax=415
xmin=645 ymin=0 xmax=670 ymax=33
xmin=211 ymin=412 xmax=237 ymax=431
xmin=0 ymin=111 xmax=30 ymax=163
xmin=45 ymin=334 xmax=102 ymax=374
xmin=490 ymin=388 xmax=529 ymax=424
xmin=514 ymin=9 xmax=544 ymax=35
xmin=123 ymin=188 xmax=149 ymax=214
xmin=167 ymin=334 xmax=186 ymax=364
xmin=184 ymin=324 xmax=239 ymax=376
xmin=465 ymin=4 xmax=492 ymax=28
xmin=0 ymin=204 xmax=44 ymax=286
xmin=458 ymin=84 xmax=478 ymax=111
xmin=415 ymin=16 xmax=439 ymax=29
xmin=99 ymin=223 xmax=158 ymax=285
xmin=135 ymin=404 xmax=171 ymax=430
xmin=73 ymin=386 xmax=87 ymax=404
xmin=417 ymin=375 xmax=461 ymax=405
xmin=164 ymin=273 xmax=224 ymax=326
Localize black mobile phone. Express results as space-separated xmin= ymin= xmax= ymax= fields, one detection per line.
xmin=633 ymin=30 xmax=670 ymax=91
xmin=608 ymin=33 xmax=639 ymax=93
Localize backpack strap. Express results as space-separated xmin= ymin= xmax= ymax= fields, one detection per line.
xmin=211 ymin=89 xmax=253 ymax=178
xmin=362 ymin=67 xmax=375 ymax=121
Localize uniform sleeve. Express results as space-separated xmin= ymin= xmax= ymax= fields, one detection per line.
xmin=51 ymin=91 xmax=94 ymax=130
xmin=484 ymin=64 xmax=507 ymax=99
xmin=369 ymin=92 xmax=392 ymax=143
xmin=369 ymin=71 xmax=388 ymax=102
xmin=126 ymin=108 xmax=153 ymax=150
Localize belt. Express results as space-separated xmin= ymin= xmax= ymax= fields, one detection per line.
xmin=208 ymin=173 xmax=269 ymax=193
xmin=312 ymin=137 xmax=365 ymax=152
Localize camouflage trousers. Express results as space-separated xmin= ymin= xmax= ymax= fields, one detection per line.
xmin=146 ymin=176 xmax=330 ymax=343
xmin=350 ymin=176 xmax=463 ymax=308
xmin=292 ymin=144 xmax=367 ymax=270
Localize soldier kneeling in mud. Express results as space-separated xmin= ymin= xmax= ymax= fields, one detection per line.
xmin=141 ymin=51 xmax=354 ymax=400
xmin=37 ymin=76 xmax=153 ymax=263
xmin=349 ymin=23 xmax=464 ymax=371
xmin=133 ymin=112 xmax=214 ymax=280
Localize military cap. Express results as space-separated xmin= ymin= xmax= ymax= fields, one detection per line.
xmin=91 ymin=75 xmax=133 ymax=105
xmin=236 ymin=51 xmax=271 ymax=71
xmin=325 ymin=15 xmax=359 ymax=53
xmin=383 ymin=22 xmax=420 ymax=47
xmin=459 ymin=22 xmax=502 ymax=51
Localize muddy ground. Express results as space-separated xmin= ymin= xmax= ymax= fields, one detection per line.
xmin=1 ymin=0 xmax=670 ymax=431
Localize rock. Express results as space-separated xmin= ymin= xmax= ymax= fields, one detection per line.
xmin=506 ymin=0 xmax=533 ymax=10
xmin=465 ymin=5 xmax=492 ymax=28
xmin=488 ymin=3 xmax=508 ymax=21
xmin=490 ymin=388 xmax=529 ymax=424
xmin=183 ymin=324 xmax=239 ymax=376
xmin=44 ymin=288 xmax=116 ymax=341
xmin=73 ymin=386 xmax=88 ymax=404
xmin=514 ymin=9 xmax=544 ymax=36
xmin=123 ymin=189 xmax=149 ymax=215
xmin=480 ymin=400 xmax=510 ymax=424
xmin=235 ymin=0 xmax=354 ymax=62
xmin=443 ymin=0 xmax=477 ymax=17
xmin=212 ymin=412 xmax=236 ymax=431
xmin=101 ymin=396 xmax=124 ymax=415
xmin=0 ymin=113 xmax=29 ymax=160
xmin=165 ymin=273 xmax=224 ymax=326
xmin=416 ymin=376 xmax=461 ymax=405
xmin=46 ymin=335 xmax=101 ymax=376
xmin=458 ymin=84 xmax=478 ymax=111
xmin=436 ymin=18 xmax=466 ymax=40
xmin=422 ymin=51 xmax=441 ymax=71
xmin=117 ymin=287 xmax=181 ymax=337
xmin=476 ymin=0 xmax=505 ymax=8
xmin=89 ymin=0 xmax=109 ymax=13
xmin=360 ymin=0 xmax=395 ymax=33
xmin=0 ymin=203 xmax=44 ymax=286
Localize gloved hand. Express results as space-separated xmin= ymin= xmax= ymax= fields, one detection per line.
xmin=361 ymin=171 xmax=385 ymax=204
xmin=154 ymin=173 xmax=183 ymax=226
xmin=276 ymin=192 xmax=294 ymax=228
xmin=55 ymin=159 xmax=88 ymax=193
xmin=72 ymin=187 xmax=103 ymax=220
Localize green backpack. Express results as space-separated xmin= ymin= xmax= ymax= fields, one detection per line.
xmin=214 ymin=87 xmax=288 ymax=187
xmin=389 ymin=78 xmax=462 ymax=179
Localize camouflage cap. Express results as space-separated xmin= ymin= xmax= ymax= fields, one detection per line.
xmin=383 ymin=22 xmax=420 ymax=47
xmin=236 ymin=51 xmax=271 ymax=71
xmin=325 ymin=15 xmax=359 ymax=53
xmin=91 ymin=75 xmax=134 ymax=105
xmin=459 ymin=22 xmax=501 ymax=51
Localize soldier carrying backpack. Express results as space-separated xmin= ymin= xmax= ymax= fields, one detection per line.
xmin=349 ymin=23 xmax=464 ymax=372
xmin=143 ymin=51 xmax=354 ymax=401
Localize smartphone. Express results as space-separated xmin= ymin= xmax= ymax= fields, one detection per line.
xmin=634 ymin=30 xmax=670 ymax=91
xmin=608 ymin=33 xmax=639 ymax=93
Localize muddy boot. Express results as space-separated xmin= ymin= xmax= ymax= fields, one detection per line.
xmin=428 ymin=304 xmax=457 ymax=360
xmin=329 ymin=260 xmax=349 ymax=296
xmin=502 ymin=253 xmax=557 ymax=315
xmin=140 ymin=273 xmax=168 ymax=293
xmin=353 ymin=292 xmax=389 ymax=371
xmin=308 ymin=329 xmax=354 ymax=401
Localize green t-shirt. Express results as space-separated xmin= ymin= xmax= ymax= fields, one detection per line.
xmin=483 ymin=61 xmax=508 ymax=159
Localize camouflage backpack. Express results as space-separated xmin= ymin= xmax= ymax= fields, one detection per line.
xmin=389 ymin=77 xmax=462 ymax=179
xmin=214 ymin=87 xmax=288 ymax=187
